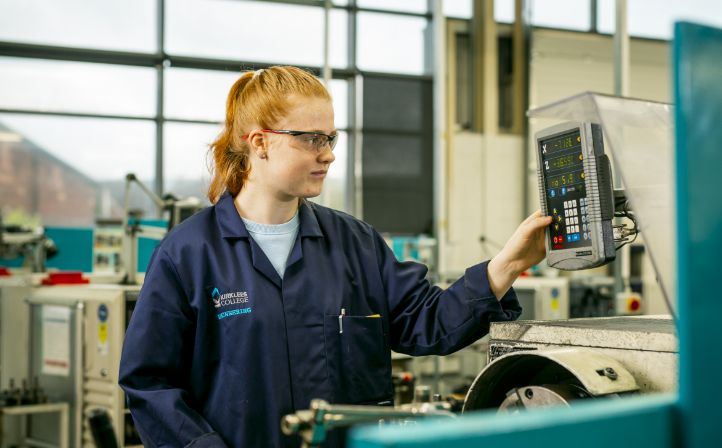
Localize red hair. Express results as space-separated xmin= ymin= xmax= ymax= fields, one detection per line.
xmin=207 ymin=66 xmax=331 ymax=203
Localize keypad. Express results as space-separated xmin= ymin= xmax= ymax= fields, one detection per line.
xmin=563 ymin=198 xmax=591 ymax=242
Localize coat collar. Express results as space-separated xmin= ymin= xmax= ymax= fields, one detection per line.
xmin=215 ymin=192 xmax=323 ymax=240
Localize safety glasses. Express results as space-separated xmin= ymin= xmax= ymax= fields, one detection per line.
xmin=243 ymin=129 xmax=338 ymax=153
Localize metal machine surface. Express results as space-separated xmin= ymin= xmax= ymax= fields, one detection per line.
xmin=25 ymin=284 xmax=141 ymax=448
xmin=463 ymin=316 xmax=676 ymax=412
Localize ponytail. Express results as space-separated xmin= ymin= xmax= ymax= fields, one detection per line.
xmin=207 ymin=72 xmax=254 ymax=203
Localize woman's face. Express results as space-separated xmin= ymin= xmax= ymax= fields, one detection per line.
xmin=251 ymin=95 xmax=336 ymax=201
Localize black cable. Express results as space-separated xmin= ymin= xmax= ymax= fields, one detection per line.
xmin=613 ymin=199 xmax=639 ymax=251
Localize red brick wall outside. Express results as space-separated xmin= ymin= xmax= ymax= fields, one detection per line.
xmin=0 ymin=142 xmax=97 ymax=227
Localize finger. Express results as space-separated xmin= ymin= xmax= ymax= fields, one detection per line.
xmin=520 ymin=210 xmax=541 ymax=227
xmin=527 ymin=214 xmax=553 ymax=231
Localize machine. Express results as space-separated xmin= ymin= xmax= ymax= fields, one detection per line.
xmin=461 ymin=92 xmax=676 ymax=413
xmin=1 ymin=218 xmax=57 ymax=273
xmin=0 ymin=276 xmax=33 ymax=393
xmin=122 ymin=173 xmax=203 ymax=285
xmin=24 ymin=284 xmax=141 ymax=448
xmin=463 ymin=315 xmax=676 ymax=412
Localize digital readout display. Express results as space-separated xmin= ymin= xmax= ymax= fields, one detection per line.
xmin=540 ymin=129 xmax=593 ymax=251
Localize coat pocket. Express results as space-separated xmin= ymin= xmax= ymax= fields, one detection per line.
xmin=323 ymin=314 xmax=393 ymax=404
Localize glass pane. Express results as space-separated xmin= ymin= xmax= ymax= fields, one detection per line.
xmin=165 ymin=69 xmax=348 ymax=128
xmin=164 ymin=122 xmax=219 ymax=201
xmin=0 ymin=0 xmax=156 ymax=52
xmin=598 ymin=0 xmax=722 ymax=39
xmin=0 ymin=58 xmax=156 ymax=117
xmin=164 ymin=68 xmax=239 ymax=122
xmin=530 ymin=0 xmax=591 ymax=31
xmin=363 ymin=77 xmax=432 ymax=132
xmin=357 ymin=0 xmax=427 ymax=14
xmin=328 ymin=79 xmax=349 ymax=129
xmin=362 ymin=132 xmax=433 ymax=234
xmin=358 ymin=13 xmax=431 ymax=75
xmin=495 ymin=0 xmax=516 ymax=23
xmin=0 ymin=114 xmax=155 ymax=226
xmin=166 ymin=0 xmax=348 ymax=68
xmin=597 ymin=0 xmax=614 ymax=33
xmin=445 ymin=0 xmax=473 ymax=19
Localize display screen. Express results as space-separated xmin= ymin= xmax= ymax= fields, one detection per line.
xmin=540 ymin=129 xmax=593 ymax=251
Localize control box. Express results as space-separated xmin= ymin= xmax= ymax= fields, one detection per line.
xmin=536 ymin=122 xmax=616 ymax=270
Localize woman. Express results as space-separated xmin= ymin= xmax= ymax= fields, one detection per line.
xmin=119 ymin=66 xmax=551 ymax=447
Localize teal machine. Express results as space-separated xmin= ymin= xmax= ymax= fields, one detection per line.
xmin=348 ymin=21 xmax=722 ymax=448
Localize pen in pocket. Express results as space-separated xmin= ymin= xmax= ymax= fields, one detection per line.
xmin=339 ymin=308 xmax=346 ymax=334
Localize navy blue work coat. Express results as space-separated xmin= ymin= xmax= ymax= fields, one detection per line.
xmin=119 ymin=192 xmax=521 ymax=447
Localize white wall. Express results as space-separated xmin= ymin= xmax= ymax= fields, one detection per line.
xmin=443 ymin=132 xmax=524 ymax=276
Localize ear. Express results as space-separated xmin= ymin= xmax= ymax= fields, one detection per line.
xmin=246 ymin=130 xmax=266 ymax=152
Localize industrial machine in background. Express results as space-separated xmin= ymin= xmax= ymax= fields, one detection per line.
xmin=0 ymin=276 xmax=33 ymax=393
xmin=513 ymin=276 xmax=570 ymax=321
xmin=22 ymin=284 xmax=141 ymax=448
xmin=0 ymin=275 xmax=35 ymax=446
xmin=1 ymin=215 xmax=58 ymax=273
xmin=122 ymin=173 xmax=203 ymax=285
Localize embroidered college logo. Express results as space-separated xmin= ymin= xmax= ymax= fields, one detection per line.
xmin=209 ymin=287 xmax=252 ymax=320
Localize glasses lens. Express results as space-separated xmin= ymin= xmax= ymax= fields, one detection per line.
xmin=295 ymin=133 xmax=336 ymax=152
xmin=327 ymin=135 xmax=338 ymax=151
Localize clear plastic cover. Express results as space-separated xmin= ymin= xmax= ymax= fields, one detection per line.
xmin=528 ymin=92 xmax=675 ymax=314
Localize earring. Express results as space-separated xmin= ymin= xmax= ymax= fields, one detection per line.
xmin=259 ymin=152 xmax=267 ymax=159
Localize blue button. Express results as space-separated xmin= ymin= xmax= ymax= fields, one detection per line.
xmin=549 ymin=189 xmax=556 ymax=198
xmin=98 ymin=304 xmax=108 ymax=322
xmin=551 ymin=287 xmax=559 ymax=298
xmin=561 ymin=187 xmax=567 ymax=195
